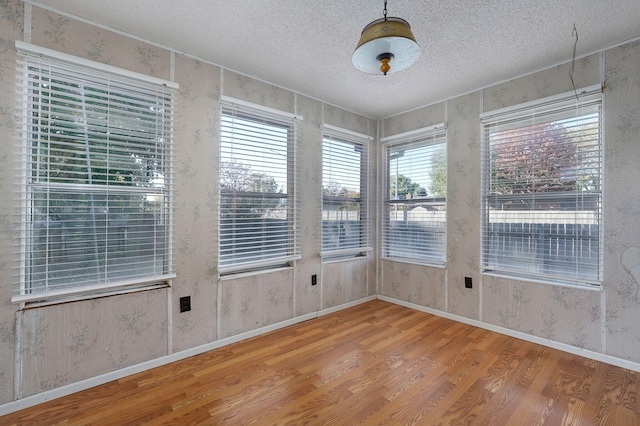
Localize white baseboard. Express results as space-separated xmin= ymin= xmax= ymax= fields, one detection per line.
xmin=0 ymin=296 xmax=374 ymax=417
xmin=319 ymin=295 xmax=376 ymax=316
xmin=1 ymin=313 xmax=317 ymax=416
xmin=377 ymin=294 xmax=640 ymax=373
xmin=7 ymin=292 xmax=635 ymax=417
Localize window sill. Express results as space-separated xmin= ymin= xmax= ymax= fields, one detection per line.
xmin=14 ymin=275 xmax=175 ymax=309
xmin=321 ymin=247 xmax=372 ymax=262
xmin=322 ymin=255 xmax=369 ymax=265
xmin=481 ymin=270 xmax=602 ymax=291
xmin=219 ymin=265 xmax=295 ymax=281
xmin=381 ymin=257 xmax=446 ymax=268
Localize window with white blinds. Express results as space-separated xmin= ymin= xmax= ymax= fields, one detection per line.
xmin=14 ymin=42 xmax=177 ymax=302
xmin=219 ymin=97 xmax=301 ymax=274
xmin=322 ymin=125 xmax=371 ymax=258
xmin=481 ymin=87 xmax=602 ymax=286
xmin=382 ymin=125 xmax=447 ymax=264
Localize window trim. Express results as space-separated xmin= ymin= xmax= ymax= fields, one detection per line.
xmin=321 ymin=124 xmax=372 ymax=259
xmin=479 ymin=84 xmax=601 ymax=122
xmin=381 ymin=123 xmax=447 ymax=266
xmin=480 ymin=87 xmax=603 ymax=287
xmin=14 ymin=42 xmax=177 ymax=304
xmin=218 ymin=97 xmax=301 ymax=275
xmin=16 ymin=41 xmax=179 ymax=90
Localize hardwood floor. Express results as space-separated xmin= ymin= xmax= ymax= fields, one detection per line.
xmin=3 ymin=299 xmax=639 ymax=425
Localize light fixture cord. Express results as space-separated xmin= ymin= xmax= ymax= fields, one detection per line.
xmin=383 ymin=0 xmax=388 ymax=21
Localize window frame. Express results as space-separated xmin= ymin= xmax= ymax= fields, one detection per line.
xmin=14 ymin=41 xmax=177 ymax=304
xmin=480 ymin=86 xmax=603 ymax=287
xmin=218 ymin=96 xmax=302 ymax=275
xmin=321 ymin=124 xmax=372 ymax=260
xmin=381 ymin=124 xmax=447 ymax=265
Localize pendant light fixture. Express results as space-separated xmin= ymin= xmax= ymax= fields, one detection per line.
xmin=352 ymin=0 xmax=421 ymax=75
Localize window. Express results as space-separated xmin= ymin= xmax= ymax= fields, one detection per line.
xmin=381 ymin=125 xmax=447 ymax=264
xmin=481 ymin=87 xmax=602 ymax=286
xmin=14 ymin=42 xmax=177 ymax=302
xmin=322 ymin=125 xmax=371 ymax=258
xmin=219 ymin=97 xmax=301 ymax=274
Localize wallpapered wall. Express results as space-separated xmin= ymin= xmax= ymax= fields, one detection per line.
xmin=381 ymin=44 xmax=640 ymax=364
xmin=0 ymin=0 xmax=638 ymax=408
xmin=0 ymin=0 xmax=376 ymax=404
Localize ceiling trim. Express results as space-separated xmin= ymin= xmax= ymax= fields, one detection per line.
xmin=25 ymin=0 xmax=378 ymax=120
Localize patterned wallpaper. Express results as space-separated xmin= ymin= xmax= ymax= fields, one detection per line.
xmin=604 ymin=40 xmax=640 ymax=362
xmin=0 ymin=0 xmax=376 ymax=405
xmin=0 ymin=0 xmax=639 ymax=408
xmin=0 ymin=0 xmax=25 ymax=405
xmin=381 ymin=42 xmax=640 ymax=364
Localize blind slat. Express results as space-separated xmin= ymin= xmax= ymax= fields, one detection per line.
xmin=322 ymin=128 xmax=370 ymax=257
xmin=219 ymin=99 xmax=299 ymax=273
xmin=481 ymin=92 xmax=602 ymax=286
xmin=14 ymin=45 xmax=175 ymax=302
xmin=383 ymin=128 xmax=447 ymax=264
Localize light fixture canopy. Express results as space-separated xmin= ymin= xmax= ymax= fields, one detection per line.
xmin=352 ymin=1 xmax=420 ymax=75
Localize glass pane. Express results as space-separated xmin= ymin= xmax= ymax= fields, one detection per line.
xmin=485 ymin=194 xmax=600 ymax=281
xmin=323 ymin=138 xmax=362 ymax=195
xmin=384 ymin=133 xmax=447 ymax=263
xmin=388 ymin=142 xmax=446 ymax=200
xmin=220 ymin=114 xmax=289 ymax=194
xmin=27 ymin=188 xmax=168 ymax=293
xmin=488 ymin=112 xmax=600 ymax=195
xmin=219 ymin=193 xmax=290 ymax=266
xmin=484 ymin=101 xmax=601 ymax=282
xmin=321 ymin=200 xmax=362 ymax=251
xmin=322 ymin=137 xmax=364 ymax=252
xmin=219 ymin=110 xmax=293 ymax=270
xmin=29 ymin=75 xmax=168 ymax=188
xmin=385 ymin=200 xmax=446 ymax=261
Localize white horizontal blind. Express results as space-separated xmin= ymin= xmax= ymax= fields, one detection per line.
xmin=382 ymin=126 xmax=447 ymax=264
xmin=321 ymin=126 xmax=370 ymax=257
xmin=219 ymin=99 xmax=300 ymax=274
xmin=15 ymin=45 xmax=175 ymax=301
xmin=481 ymin=90 xmax=602 ymax=285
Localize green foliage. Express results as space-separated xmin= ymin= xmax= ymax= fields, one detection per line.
xmin=428 ymin=146 xmax=447 ymax=198
xmin=322 ymin=181 xmax=361 ymax=212
xmin=389 ymin=174 xmax=427 ymax=199
xmin=220 ymin=161 xmax=283 ymax=218
xmin=29 ymin=77 xmax=167 ymax=222
xmin=31 ymin=77 xmax=165 ymax=189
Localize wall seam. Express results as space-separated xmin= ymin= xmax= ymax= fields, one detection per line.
xmin=320 ymin=103 xmax=325 ymax=310
xmin=599 ymin=49 xmax=607 ymax=355
xmin=13 ymin=0 xmax=33 ymax=402
xmin=14 ymin=312 xmax=22 ymax=401
xmin=375 ymin=119 xmax=380 ymax=296
xmin=23 ymin=2 xmax=31 ymax=43
xmin=444 ymin=100 xmax=449 ymax=313
xmin=477 ymin=93 xmax=482 ymax=322
xmin=167 ymin=50 xmax=175 ymax=355
xmin=217 ymin=68 xmax=224 ymax=340
xmin=378 ymin=118 xmax=384 ymax=296
xmin=293 ymin=92 xmax=298 ymax=318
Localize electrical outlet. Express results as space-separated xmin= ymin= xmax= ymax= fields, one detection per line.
xmin=179 ymin=296 xmax=191 ymax=312
xmin=464 ymin=277 xmax=473 ymax=289
xmin=311 ymin=274 xmax=317 ymax=286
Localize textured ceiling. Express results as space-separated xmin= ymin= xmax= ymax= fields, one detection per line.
xmin=31 ymin=0 xmax=640 ymax=118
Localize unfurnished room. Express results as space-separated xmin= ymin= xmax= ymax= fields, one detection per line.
xmin=1 ymin=0 xmax=640 ymax=424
